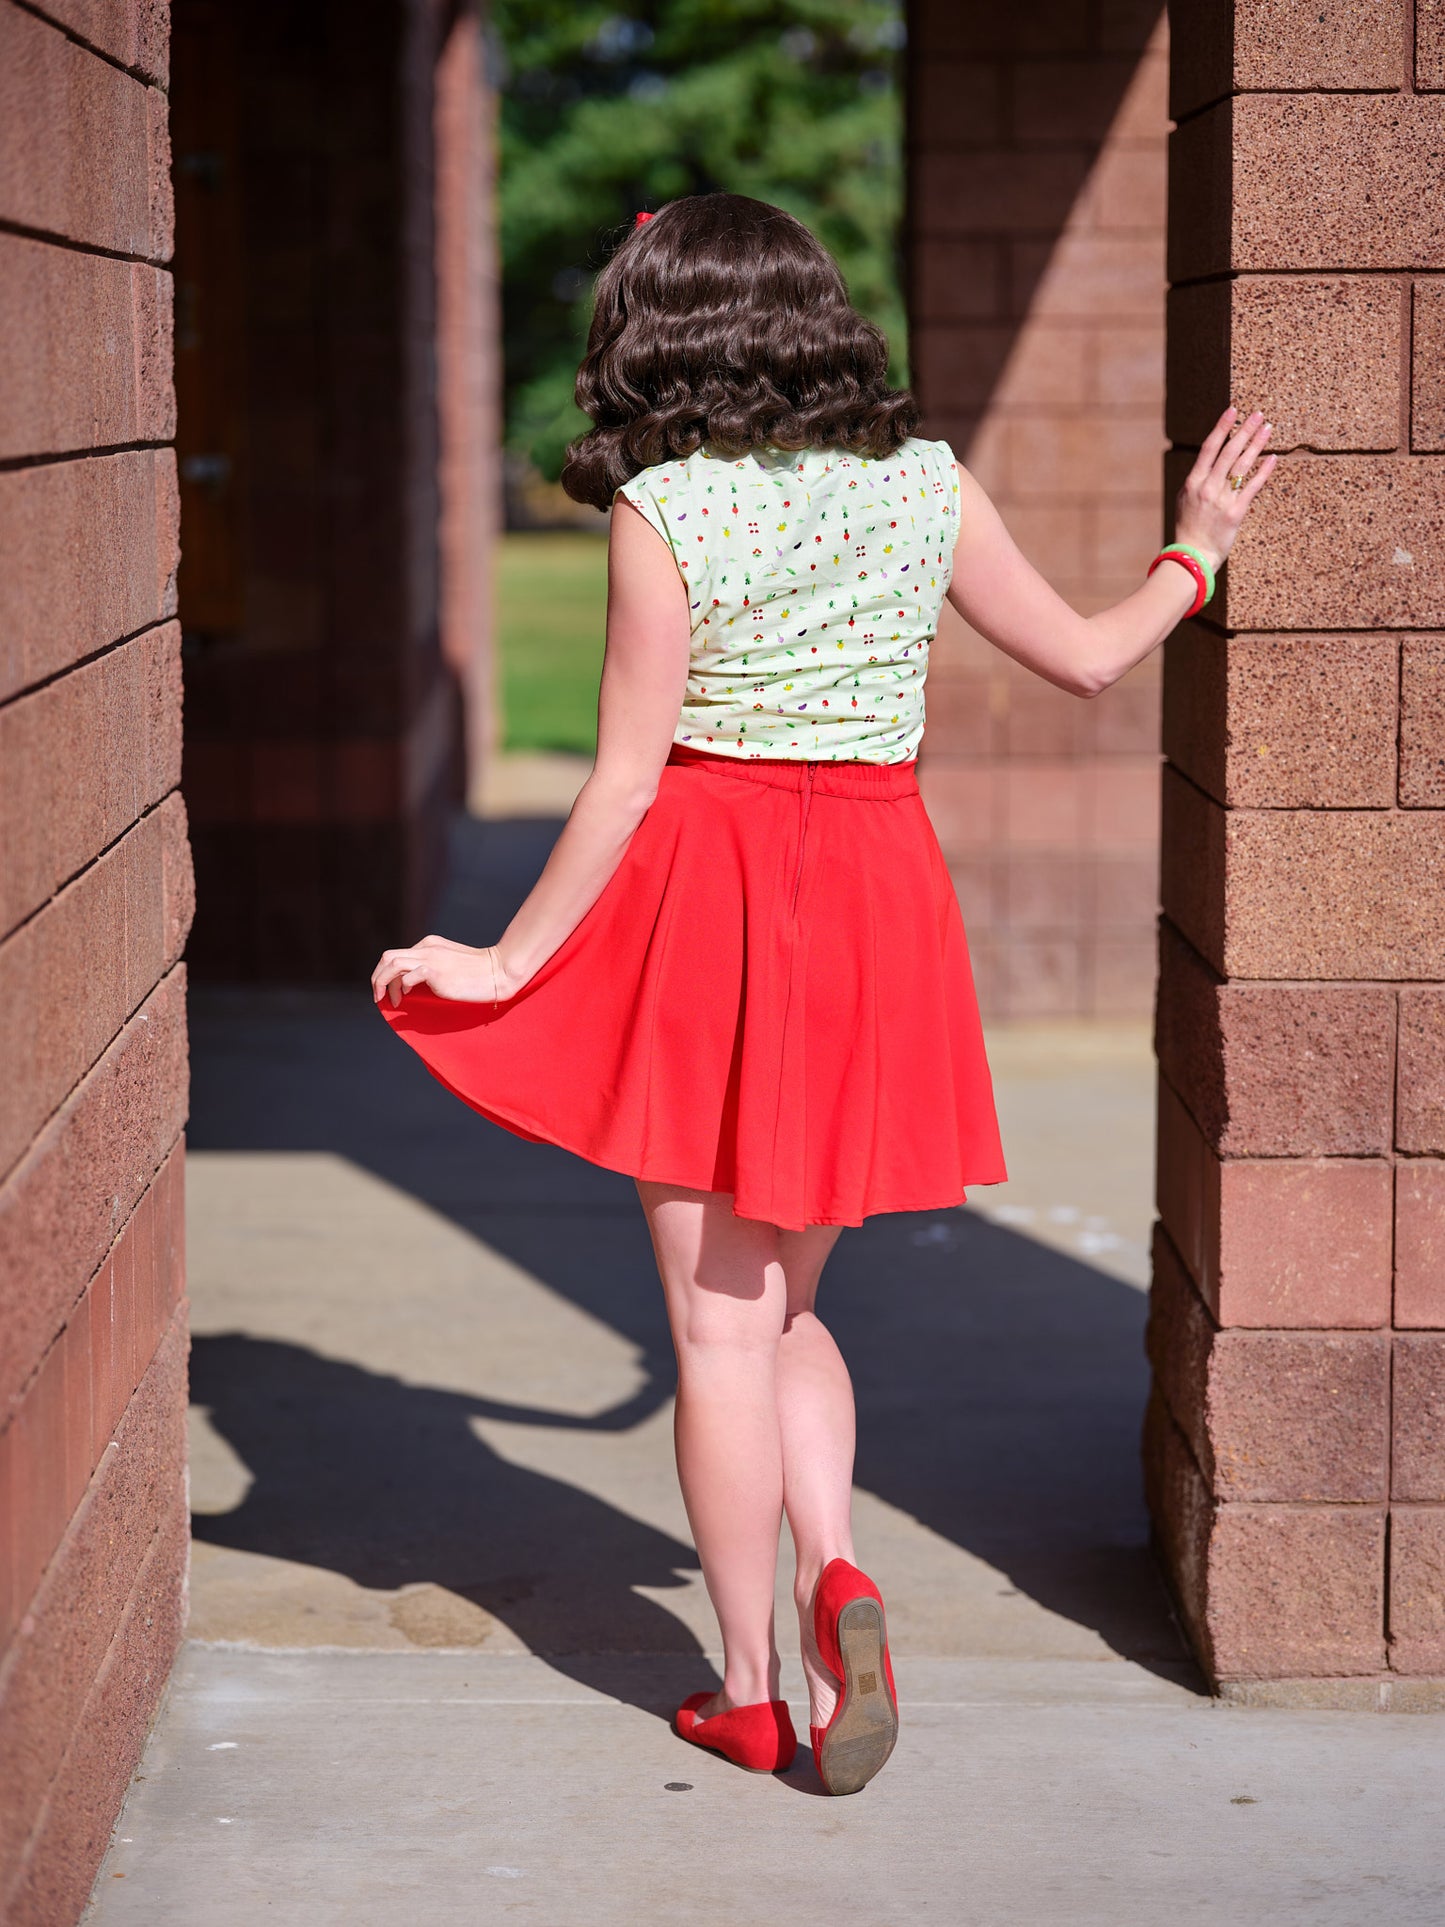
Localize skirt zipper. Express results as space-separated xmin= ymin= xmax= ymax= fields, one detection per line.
xmin=791 ymin=761 xmax=819 ymax=916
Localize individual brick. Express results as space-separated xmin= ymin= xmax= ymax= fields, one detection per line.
xmin=1005 ymin=413 xmax=1163 ymax=500
xmin=1169 ymin=0 xmax=1405 ymax=121
xmin=914 ymin=150 xmax=1091 ymax=239
xmin=1388 ymin=1507 xmax=1445 ymax=1675
xmin=1225 ymin=810 xmax=1445 ymax=981
xmin=1011 ymin=234 xmax=1165 ymax=322
xmin=1170 ymin=97 xmax=1445 ymax=281
xmin=1157 ymin=769 xmax=1226 ymax=971
xmin=1392 ymin=1335 xmax=1445 ymax=1500
xmin=912 ymin=324 xmax=1006 ymax=409
xmin=1410 ymin=283 xmax=1445 ymax=450
xmin=1156 ymin=1075 xmax=1393 ymax=1327
xmin=1155 ymin=922 xmax=1396 ymax=1158
xmin=1001 ymin=762 xmax=1087 ymax=848
xmin=1421 ymin=0 xmax=1445 ymax=90
xmin=26 ymin=0 xmax=170 ymax=84
xmin=1163 ymin=629 xmax=1398 ymax=809
xmin=0 ymin=7 xmax=171 ymax=259
xmin=1012 ymin=57 xmax=1146 ymax=144
xmin=1204 ymin=454 xmax=1445 ymax=634
xmin=1093 ymin=495 xmax=1167 ymax=581
xmin=1161 ymin=625 xmax=1228 ymax=803
xmin=1093 ymin=325 xmax=1166 ymax=416
xmin=1076 ymin=142 xmax=1167 ymax=234
xmin=908 ymin=0 xmax=1092 ymax=60
xmin=1162 ymin=771 xmax=1445 ymax=981
xmin=0 ymin=241 xmax=175 ymax=460
xmin=910 ymin=62 xmax=1003 ymax=151
xmin=993 ymin=321 xmax=1093 ymax=408
xmin=0 ymin=970 xmax=187 ymax=1420
xmin=1202 ymin=1502 xmax=1387 ymax=1680
xmin=912 ymin=322 xmax=1091 ymax=412
xmin=1099 ymin=1 xmax=1170 ymax=59
xmin=0 ymin=451 xmax=180 ymax=702
xmin=1400 ymin=638 xmax=1445 ymax=805
xmin=1002 ymin=675 xmax=1090 ymax=757
xmin=1397 ymin=990 xmax=1445 ymax=1154
xmin=1148 ymin=1227 xmax=1390 ymax=1503
xmin=911 ymin=240 xmax=1004 ymax=326
xmin=0 ymin=624 xmax=183 ymax=936
xmin=1167 ymin=277 xmax=1403 ymax=454
xmin=1142 ymin=1392 xmax=1388 ymax=1681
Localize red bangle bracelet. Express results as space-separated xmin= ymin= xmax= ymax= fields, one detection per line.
xmin=1148 ymin=549 xmax=1208 ymax=619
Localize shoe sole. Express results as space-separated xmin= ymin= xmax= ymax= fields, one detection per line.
xmin=817 ymin=1597 xmax=898 ymax=1796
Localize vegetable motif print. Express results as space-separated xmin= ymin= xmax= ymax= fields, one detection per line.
xmin=616 ymin=437 xmax=959 ymax=764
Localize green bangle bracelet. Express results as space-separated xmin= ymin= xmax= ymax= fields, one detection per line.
xmin=1159 ymin=542 xmax=1216 ymax=602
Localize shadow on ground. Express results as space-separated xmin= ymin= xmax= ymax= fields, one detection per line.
xmin=187 ymin=812 xmax=1193 ymax=1706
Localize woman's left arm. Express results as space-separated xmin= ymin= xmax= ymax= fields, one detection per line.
xmin=945 ymin=405 xmax=1277 ymax=697
xmin=372 ymin=499 xmax=690 ymax=1007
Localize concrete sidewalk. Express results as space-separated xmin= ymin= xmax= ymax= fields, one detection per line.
xmin=85 ymin=811 xmax=1443 ymax=1924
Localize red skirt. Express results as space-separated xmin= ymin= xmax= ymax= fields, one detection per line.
xmin=379 ymin=744 xmax=1007 ymax=1229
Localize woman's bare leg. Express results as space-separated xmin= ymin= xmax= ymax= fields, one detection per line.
xmin=776 ymin=1226 xmax=856 ymax=1727
xmin=637 ymin=1181 xmax=788 ymax=1715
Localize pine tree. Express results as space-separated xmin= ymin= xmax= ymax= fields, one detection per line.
xmin=497 ymin=0 xmax=907 ymax=481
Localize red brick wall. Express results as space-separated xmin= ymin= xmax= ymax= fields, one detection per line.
xmin=0 ymin=2 xmax=192 ymax=1916
xmin=1147 ymin=0 xmax=1445 ymax=1689
xmin=907 ymin=2 xmax=1169 ymax=1017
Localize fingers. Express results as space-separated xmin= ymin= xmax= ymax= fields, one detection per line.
xmin=1213 ymin=409 xmax=1264 ymax=481
xmin=1227 ymin=416 xmax=1273 ymax=480
xmin=372 ymin=947 xmax=421 ymax=1003
xmin=1186 ymin=405 xmax=1238 ymax=485
xmin=1236 ymin=450 xmax=1278 ymax=506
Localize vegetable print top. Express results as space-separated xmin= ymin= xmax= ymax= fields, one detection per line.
xmin=615 ymin=437 xmax=960 ymax=764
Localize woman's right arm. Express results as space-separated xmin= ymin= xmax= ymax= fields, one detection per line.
xmin=943 ymin=406 xmax=1277 ymax=697
xmin=372 ymin=498 xmax=690 ymax=1008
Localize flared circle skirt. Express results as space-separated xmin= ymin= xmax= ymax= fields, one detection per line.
xmin=379 ymin=744 xmax=1007 ymax=1229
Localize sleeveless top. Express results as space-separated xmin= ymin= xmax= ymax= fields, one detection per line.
xmin=615 ymin=436 xmax=960 ymax=764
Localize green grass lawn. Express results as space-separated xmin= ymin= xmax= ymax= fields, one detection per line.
xmin=496 ymin=531 xmax=609 ymax=755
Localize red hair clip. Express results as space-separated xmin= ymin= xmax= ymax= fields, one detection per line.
xmin=634 ymin=210 xmax=654 ymax=227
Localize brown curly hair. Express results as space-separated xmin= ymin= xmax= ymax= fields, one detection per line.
xmin=561 ymin=194 xmax=919 ymax=511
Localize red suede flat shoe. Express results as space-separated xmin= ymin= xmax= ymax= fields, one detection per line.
xmin=674 ymin=1692 xmax=797 ymax=1773
xmin=810 ymin=1558 xmax=899 ymax=1795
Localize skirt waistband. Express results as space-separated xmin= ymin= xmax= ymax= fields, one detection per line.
xmin=666 ymin=742 xmax=919 ymax=800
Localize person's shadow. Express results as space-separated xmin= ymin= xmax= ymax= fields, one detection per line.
xmin=188 ymin=1334 xmax=707 ymax=1712
xmin=187 ymin=809 xmax=1196 ymax=1725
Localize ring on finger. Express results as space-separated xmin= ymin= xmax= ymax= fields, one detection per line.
xmin=1229 ymin=472 xmax=1247 ymax=491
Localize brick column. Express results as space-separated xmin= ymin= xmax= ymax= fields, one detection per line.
xmin=1147 ymin=0 xmax=1445 ymax=1701
xmin=436 ymin=2 xmax=502 ymax=798
xmin=907 ymin=2 xmax=1169 ymax=1017
xmin=173 ymin=0 xmax=476 ymax=980
xmin=0 ymin=2 xmax=192 ymax=1915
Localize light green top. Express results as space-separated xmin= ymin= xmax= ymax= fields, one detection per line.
xmin=616 ymin=437 xmax=960 ymax=763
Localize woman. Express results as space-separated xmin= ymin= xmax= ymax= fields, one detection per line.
xmin=372 ymin=193 xmax=1274 ymax=1794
